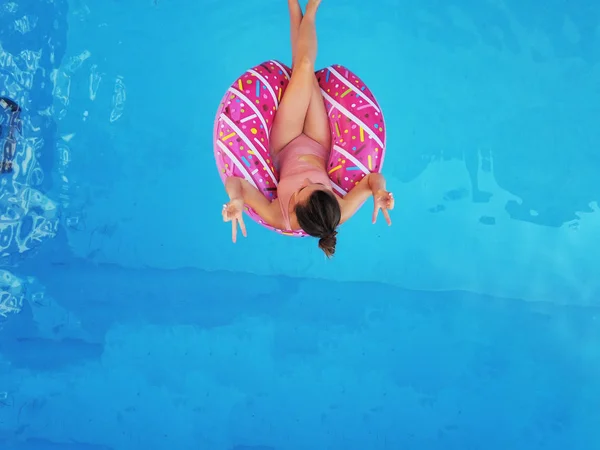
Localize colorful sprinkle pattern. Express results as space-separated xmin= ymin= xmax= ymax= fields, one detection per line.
xmin=214 ymin=61 xmax=386 ymax=237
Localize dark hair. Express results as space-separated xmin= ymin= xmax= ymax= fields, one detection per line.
xmin=295 ymin=189 xmax=341 ymax=258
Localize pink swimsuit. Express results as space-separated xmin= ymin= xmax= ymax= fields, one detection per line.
xmin=275 ymin=134 xmax=332 ymax=230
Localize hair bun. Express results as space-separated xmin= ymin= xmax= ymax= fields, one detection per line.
xmin=318 ymin=231 xmax=338 ymax=258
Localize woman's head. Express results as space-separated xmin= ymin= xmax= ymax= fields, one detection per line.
xmin=295 ymin=188 xmax=341 ymax=258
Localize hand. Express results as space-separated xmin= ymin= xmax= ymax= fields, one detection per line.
xmin=372 ymin=189 xmax=394 ymax=225
xmin=222 ymin=198 xmax=247 ymax=243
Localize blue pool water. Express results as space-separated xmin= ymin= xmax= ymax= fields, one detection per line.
xmin=1 ymin=0 xmax=599 ymax=449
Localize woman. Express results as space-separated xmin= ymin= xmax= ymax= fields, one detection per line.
xmin=222 ymin=0 xmax=394 ymax=257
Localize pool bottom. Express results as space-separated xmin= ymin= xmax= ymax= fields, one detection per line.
xmin=1 ymin=260 xmax=598 ymax=450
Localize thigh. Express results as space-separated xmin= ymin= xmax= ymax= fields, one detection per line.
xmin=302 ymin=76 xmax=331 ymax=150
xmin=269 ymin=60 xmax=315 ymax=156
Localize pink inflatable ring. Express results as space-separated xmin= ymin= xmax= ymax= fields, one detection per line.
xmin=214 ymin=60 xmax=386 ymax=237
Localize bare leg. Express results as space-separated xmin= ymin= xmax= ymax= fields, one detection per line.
xmin=289 ymin=1 xmax=331 ymax=149
xmin=288 ymin=0 xmax=303 ymax=70
xmin=270 ymin=0 xmax=322 ymax=155
xmin=294 ymin=0 xmax=319 ymax=65
xmin=303 ymin=71 xmax=332 ymax=150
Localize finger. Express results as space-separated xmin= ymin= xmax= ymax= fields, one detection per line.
xmin=382 ymin=208 xmax=392 ymax=226
xmin=372 ymin=206 xmax=379 ymax=224
xmin=232 ymin=218 xmax=237 ymax=243
xmin=238 ymin=214 xmax=247 ymax=238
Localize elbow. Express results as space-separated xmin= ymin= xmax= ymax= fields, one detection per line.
xmin=225 ymin=176 xmax=242 ymax=186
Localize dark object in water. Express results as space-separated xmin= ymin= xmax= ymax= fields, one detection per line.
xmin=0 ymin=97 xmax=22 ymax=174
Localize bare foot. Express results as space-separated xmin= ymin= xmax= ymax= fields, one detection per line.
xmin=305 ymin=0 xmax=321 ymax=15
xmin=288 ymin=0 xmax=302 ymax=15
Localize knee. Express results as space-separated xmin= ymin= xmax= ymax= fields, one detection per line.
xmin=296 ymin=55 xmax=314 ymax=72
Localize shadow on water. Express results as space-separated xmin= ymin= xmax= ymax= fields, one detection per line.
xmin=392 ymin=0 xmax=600 ymax=227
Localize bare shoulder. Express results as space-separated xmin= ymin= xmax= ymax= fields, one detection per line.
xmin=238 ymin=179 xmax=284 ymax=229
xmin=338 ymin=174 xmax=373 ymax=224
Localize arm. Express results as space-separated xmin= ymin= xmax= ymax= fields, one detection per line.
xmin=225 ymin=177 xmax=283 ymax=229
xmin=339 ymin=173 xmax=389 ymax=224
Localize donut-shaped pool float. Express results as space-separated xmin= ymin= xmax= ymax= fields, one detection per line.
xmin=213 ymin=60 xmax=386 ymax=236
